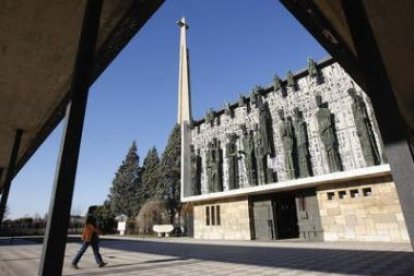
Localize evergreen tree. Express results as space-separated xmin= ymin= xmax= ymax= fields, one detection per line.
xmin=141 ymin=147 xmax=160 ymax=201
xmin=158 ymin=124 xmax=181 ymax=223
xmin=107 ymin=141 xmax=142 ymax=218
xmin=95 ymin=200 xmax=116 ymax=234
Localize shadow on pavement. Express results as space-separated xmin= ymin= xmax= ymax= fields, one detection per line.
xmin=93 ymin=239 xmax=414 ymax=276
xmin=65 ymin=259 xmax=202 ymax=276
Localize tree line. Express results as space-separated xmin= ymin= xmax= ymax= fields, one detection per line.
xmin=1 ymin=124 xmax=182 ymax=236
xmin=99 ymin=124 xmax=182 ymax=234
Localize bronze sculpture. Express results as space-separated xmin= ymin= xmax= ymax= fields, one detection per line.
xmin=190 ymin=145 xmax=202 ymax=195
xmin=258 ymin=101 xmax=275 ymax=157
xmin=224 ymin=101 xmax=234 ymax=118
xmin=205 ymin=108 xmax=215 ymax=126
xmin=253 ymin=124 xmax=272 ymax=184
xmin=348 ymin=88 xmax=380 ymax=166
xmin=315 ymin=95 xmax=342 ymax=172
xmin=226 ymin=134 xmax=239 ymax=189
xmin=293 ymin=107 xmax=311 ymax=177
xmin=307 ymin=58 xmax=318 ymax=77
xmin=273 ymin=74 xmax=282 ymax=92
xmin=206 ymin=138 xmax=223 ymax=192
xmin=239 ymin=124 xmax=258 ymax=186
xmin=287 ymin=71 xmax=295 ymax=88
xmin=278 ymin=109 xmax=296 ymax=179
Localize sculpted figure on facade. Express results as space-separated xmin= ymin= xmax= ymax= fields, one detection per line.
xmin=254 ymin=124 xmax=274 ymax=184
xmin=190 ymin=145 xmax=202 ymax=195
xmin=287 ymin=71 xmax=295 ymax=89
xmin=226 ymin=134 xmax=239 ymax=189
xmin=293 ymin=107 xmax=311 ymax=178
xmin=273 ymin=74 xmax=282 ymax=92
xmin=224 ymin=101 xmax=234 ymax=118
xmin=258 ymin=101 xmax=275 ymax=157
xmin=315 ymin=95 xmax=342 ymax=172
xmin=206 ymin=141 xmax=215 ymax=193
xmin=206 ymin=138 xmax=223 ymax=193
xmin=278 ymin=109 xmax=296 ymax=179
xmin=274 ymin=74 xmax=287 ymax=97
xmin=250 ymin=88 xmax=257 ymax=108
xmin=213 ymin=138 xmax=223 ymax=192
xmin=239 ymin=124 xmax=258 ymax=186
xmin=205 ymin=108 xmax=215 ymax=126
xmin=238 ymin=93 xmax=246 ymax=108
xmin=307 ymin=58 xmax=318 ymax=77
xmin=348 ymin=88 xmax=381 ymax=166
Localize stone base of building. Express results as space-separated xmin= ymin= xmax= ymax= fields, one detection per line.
xmin=191 ymin=173 xmax=409 ymax=242
xmin=317 ymin=175 xmax=409 ymax=242
xmin=193 ymin=197 xmax=251 ymax=240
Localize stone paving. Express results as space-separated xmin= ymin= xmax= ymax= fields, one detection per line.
xmin=0 ymin=237 xmax=413 ymax=275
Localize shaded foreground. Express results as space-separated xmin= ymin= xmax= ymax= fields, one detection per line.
xmin=0 ymin=237 xmax=413 ymax=275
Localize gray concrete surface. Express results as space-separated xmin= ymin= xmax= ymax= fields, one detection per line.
xmin=0 ymin=237 xmax=413 ymax=275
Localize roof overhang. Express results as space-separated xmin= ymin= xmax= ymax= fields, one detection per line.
xmin=183 ymin=165 xmax=391 ymax=203
xmin=0 ymin=0 xmax=165 ymax=188
xmin=280 ymin=0 xmax=414 ymax=129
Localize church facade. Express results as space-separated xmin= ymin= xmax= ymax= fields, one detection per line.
xmin=181 ymin=58 xmax=409 ymax=242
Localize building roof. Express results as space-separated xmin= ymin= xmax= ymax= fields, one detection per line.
xmin=0 ymin=0 xmax=164 ymax=188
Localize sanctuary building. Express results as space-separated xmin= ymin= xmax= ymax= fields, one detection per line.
xmin=177 ymin=18 xmax=409 ymax=242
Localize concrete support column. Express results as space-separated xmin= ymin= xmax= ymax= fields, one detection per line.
xmin=342 ymin=0 xmax=414 ymax=247
xmin=38 ymin=0 xmax=102 ymax=275
xmin=0 ymin=129 xmax=23 ymax=230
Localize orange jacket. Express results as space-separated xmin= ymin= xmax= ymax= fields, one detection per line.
xmin=82 ymin=223 xmax=99 ymax=242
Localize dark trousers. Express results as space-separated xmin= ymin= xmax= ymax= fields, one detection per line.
xmin=72 ymin=239 xmax=103 ymax=265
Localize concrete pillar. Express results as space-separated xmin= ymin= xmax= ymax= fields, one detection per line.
xmin=38 ymin=0 xmax=102 ymax=275
xmin=342 ymin=0 xmax=414 ymax=247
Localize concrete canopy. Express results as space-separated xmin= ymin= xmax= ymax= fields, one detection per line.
xmin=281 ymin=0 xmax=414 ymax=129
xmin=0 ymin=0 xmax=164 ymax=189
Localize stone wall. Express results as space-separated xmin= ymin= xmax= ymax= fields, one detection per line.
xmin=317 ymin=174 xmax=409 ymax=242
xmin=193 ymin=197 xmax=251 ymax=240
xmin=188 ymin=59 xmax=385 ymax=196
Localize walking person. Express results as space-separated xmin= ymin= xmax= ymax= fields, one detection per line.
xmin=71 ymin=205 xmax=107 ymax=269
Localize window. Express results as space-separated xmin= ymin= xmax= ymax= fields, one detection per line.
xmin=205 ymin=205 xmax=221 ymax=226
xmin=327 ymin=192 xmax=335 ymax=200
xmin=350 ymin=189 xmax=360 ymax=198
xmin=206 ymin=206 xmax=210 ymax=226
xmin=338 ymin=190 xmax=347 ymax=199
xmin=363 ymin=187 xmax=372 ymax=197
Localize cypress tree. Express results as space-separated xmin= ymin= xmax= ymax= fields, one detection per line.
xmin=141 ymin=146 xmax=160 ymax=201
xmin=158 ymin=124 xmax=181 ymax=222
xmin=107 ymin=141 xmax=142 ymax=218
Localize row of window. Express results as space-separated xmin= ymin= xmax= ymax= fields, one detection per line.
xmin=205 ymin=205 xmax=221 ymax=226
xmin=327 ymin=187 xmax=372 ymax=200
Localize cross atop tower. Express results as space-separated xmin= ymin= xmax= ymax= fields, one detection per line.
xmin=177 ymin=17 xmax=189 ymax=29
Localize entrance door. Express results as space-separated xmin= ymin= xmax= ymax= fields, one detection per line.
xmin=274 ymin=192 xmax=299 ymax=239
xmin=252 ymin=200 xmax=275 ymax=240
xmin=295 ymin=189 xmax=323 ymax=241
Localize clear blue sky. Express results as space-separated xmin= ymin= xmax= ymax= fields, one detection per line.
xmin=8 ymin=0 xmax=327 ymax=218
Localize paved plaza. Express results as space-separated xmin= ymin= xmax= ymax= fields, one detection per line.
xmin=0 ymin=237 xmax=413 ymax=276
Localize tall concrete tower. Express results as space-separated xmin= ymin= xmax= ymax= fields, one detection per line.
xmin=177 ymin=17 xmax=192 ymax=125
xmin=177 ymin=17 xmax=192 ymax=199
